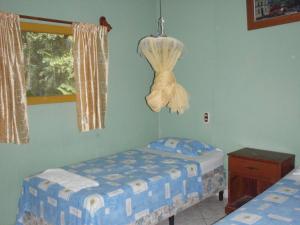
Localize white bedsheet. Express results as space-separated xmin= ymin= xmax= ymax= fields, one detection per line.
xmin=37 ymin=168 xmax=99 ymax=192
xmin=143 ymin=148 xmax=224 ymax=174
xmin=286 ymin=166 xmax=300 ymax=183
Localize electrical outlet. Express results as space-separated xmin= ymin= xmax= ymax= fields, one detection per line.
xmin=204 ymin=112 xmax=209 ymax=124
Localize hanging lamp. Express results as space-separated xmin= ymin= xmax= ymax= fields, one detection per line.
xmin=138 ymin=0 xmax=189 ymax=114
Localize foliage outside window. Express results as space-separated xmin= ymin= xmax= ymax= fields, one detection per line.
xmin=21 ymin=22 xmax=75 ymax=105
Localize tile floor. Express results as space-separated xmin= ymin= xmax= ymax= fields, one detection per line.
xmin=157 ymin=196 xmax=227 ymax=225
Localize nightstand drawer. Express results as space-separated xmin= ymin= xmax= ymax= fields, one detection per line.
xmin=229 ymin=157 xmax=278 ymax=180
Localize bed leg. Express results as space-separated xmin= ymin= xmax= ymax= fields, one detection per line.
xmin=169 ymin=216 xmax=175 ymax=225
xmin=219 ymin=190 xmax=224 ymax=201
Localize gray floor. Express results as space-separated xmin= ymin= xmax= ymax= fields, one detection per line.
xmin=157 ymin=196 xmax=227 ymax=225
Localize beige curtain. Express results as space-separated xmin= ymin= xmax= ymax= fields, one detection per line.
xmin=138 ymin=36 xmax=189 ymax=114
xmin=73 ymin=23 xmax=108 ymax=132
xmin=0 ymin=12 xmax=29 ymax=144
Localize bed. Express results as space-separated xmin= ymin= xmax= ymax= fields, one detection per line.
xmin=215 ymin=167 xmax=300 ymax=225
xmin=16 ymin=139 xmax=225 ymax=225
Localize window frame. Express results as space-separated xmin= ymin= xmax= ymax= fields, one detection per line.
xmin=21 ymin=22 xmax=76 ymax=105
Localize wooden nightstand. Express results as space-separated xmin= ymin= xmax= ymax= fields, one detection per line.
xmin=225 ymin=148 xmax=295 ymax=214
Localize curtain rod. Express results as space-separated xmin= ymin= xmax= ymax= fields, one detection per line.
xmin=19 ymin=14 xmax=112 ymax=32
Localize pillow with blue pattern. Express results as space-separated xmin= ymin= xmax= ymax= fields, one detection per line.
xmin=147 ymin=137 xmax=216 ymax=156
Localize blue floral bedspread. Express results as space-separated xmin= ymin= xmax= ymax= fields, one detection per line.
xmin=16 ymin=149 xmax=204 ymax=225
xmin=215 ymin=171 xmax=300 ymax=225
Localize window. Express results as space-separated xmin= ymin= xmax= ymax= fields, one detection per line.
xmin=21 ymin=22 xmax=75 ymax=105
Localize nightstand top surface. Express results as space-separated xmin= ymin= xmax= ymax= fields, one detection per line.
xmin=228 ymin=148 xmax=295 ymax=163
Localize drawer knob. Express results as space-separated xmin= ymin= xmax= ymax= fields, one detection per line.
xmin=246 ymin=166 xmax=258 ymax=170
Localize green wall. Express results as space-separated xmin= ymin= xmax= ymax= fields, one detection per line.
xmin=1 ymin=0 xmax=300 ymax=224
xmin=159 ymin=0 xmax=300 ymax=166
xmin=0 ymin=1 xmax=157 ymax=225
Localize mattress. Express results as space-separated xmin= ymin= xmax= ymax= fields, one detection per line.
xmin=17 ymin=148 xmax=225 ymax=225
xmin=215 ymin=167 xmax=300 ymax=225
xmin=143 ymin=148 xmax=224 ymax=174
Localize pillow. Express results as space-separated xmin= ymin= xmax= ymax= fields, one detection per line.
xmin=147 ymin=137 xmax=216 ymax=156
